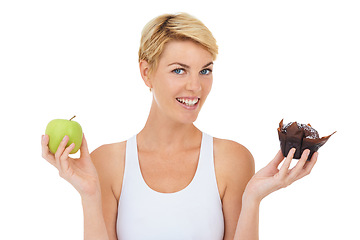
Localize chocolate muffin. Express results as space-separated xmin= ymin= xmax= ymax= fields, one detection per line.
xmin=277 ymin=119 xmax=335 ymax=160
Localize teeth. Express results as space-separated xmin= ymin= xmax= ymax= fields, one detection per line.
xmin=176 ymin=98 xmax=199 ymax=106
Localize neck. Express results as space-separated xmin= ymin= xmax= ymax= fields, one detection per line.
xmin=137 ymin=101 xmax=202 ymax=152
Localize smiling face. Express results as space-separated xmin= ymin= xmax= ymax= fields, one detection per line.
xmin=142 ymin=40 xmax=214 ymax=125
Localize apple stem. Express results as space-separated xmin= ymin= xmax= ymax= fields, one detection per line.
xmin=69 ymin=115 xmax=76 ymax=121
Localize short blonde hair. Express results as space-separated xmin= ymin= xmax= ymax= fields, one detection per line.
xmin=138 ymin=13 xmax=218 ymax=74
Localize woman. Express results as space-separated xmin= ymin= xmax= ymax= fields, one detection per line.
xmin=41 ymin=13 xmax=317 ymax=240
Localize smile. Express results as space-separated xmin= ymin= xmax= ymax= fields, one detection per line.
xmin=176 ymin=97 xmax=200 ymax=107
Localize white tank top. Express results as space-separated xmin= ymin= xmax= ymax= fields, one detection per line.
xmin=116 ymin=132 xmax=224 ymax=240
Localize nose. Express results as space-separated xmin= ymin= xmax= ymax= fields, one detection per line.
xmin=185 ymin=73 xmax=202 ymax=92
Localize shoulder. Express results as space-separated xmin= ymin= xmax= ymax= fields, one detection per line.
xmin=90 ymin=141 xmax=126 ymax=171
xmin=213 ymin=137 xmax=255 ymax=190
xmin=91 ymin=141 xmax=126 ymax=160
xmin=90 ymin=141 xmax=127 ymax=200
xmin=213 ymin=137 xmax=255 ymax=174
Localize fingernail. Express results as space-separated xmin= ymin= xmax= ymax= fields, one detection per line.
xmin=63 ymin=136 xmax=67 ymax=141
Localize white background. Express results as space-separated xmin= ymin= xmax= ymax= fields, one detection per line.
xmin=1 ymin=0 xmax=359 ymax=239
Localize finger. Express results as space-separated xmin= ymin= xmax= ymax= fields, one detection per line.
xmin=269 ymin=150 xmax=285 ymax=168
xmin=59 ymin=143 xmax=75 ymax=173
xmin=41 ymin=134 xmax=56 ymax=166
xmin=289 ymin=149 xmax=310 ymax=180
xmin=55 ymin=135 xmax=69 ymax=166
xmin=80 ymin=134 xmax=90 ymax=158
xmin=279 ymin=148 xmax=296 ymax=176
xmin=295 ymin=152 xmax=318 ymax=181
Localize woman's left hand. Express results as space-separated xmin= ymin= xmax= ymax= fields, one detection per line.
xmin=243 ymin=148 xmax=318 ymax=203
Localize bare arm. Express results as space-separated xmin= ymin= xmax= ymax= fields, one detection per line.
xmin=90 ymin=143 xmax=126 ymax=240
xmin=214 ymin=139 xmax=255 ymax=240
xmin=41 ymin=134 xmax=110 ymax=240
xmin=233 ymin=192 xmax=260 ymax=240
xmin=82 ymin=194 xmax=109 ymax=240
xmin=233 ymin=149 xmax=318 ymax=240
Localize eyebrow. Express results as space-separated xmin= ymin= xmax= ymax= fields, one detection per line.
xmin=168 ymin=61 xmax=213 ymax=68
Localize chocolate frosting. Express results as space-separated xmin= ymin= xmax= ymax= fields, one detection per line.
xmin=277 ymin=119 xmax=336 ymax=160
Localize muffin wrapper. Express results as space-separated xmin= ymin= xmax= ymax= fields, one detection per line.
xmin=277 ymin=119 xmax=335 ymax=160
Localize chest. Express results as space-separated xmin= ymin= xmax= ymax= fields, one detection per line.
xmin=138 ymin=149 xmax=200 ymax=194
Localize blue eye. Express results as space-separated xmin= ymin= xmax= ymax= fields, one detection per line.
xmin=200 ymin=69 xmax=212 ymax=75
xmin=173 ymin=68 xmax=185 ymax=74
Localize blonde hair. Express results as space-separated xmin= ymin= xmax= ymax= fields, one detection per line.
xmin=138 ymin=13 xmax=218 ymax=74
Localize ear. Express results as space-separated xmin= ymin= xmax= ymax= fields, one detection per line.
xmin=139 ymin=60 xmax=152 ymax=88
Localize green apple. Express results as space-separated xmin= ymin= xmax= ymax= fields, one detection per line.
xmin=45 ymin=116 xmax=83 ymax=154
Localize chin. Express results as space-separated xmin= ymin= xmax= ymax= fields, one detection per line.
xmin=165 ymin=99 xmax=205 ymax=124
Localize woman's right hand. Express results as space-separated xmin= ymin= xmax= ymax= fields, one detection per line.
xmin=41 ymin=134 xmax=101 ymax=200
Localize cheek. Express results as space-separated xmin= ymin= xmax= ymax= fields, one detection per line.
xmin=159 ymin=81 xmax=178 ymax=100
xmin=166 ymin=77 xmax=182 ymax=90
xmin=202 ymin=78 xmax=213 ymax=96
xmin=152 ymin=75 xmax=180 ymax=104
